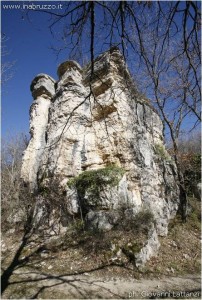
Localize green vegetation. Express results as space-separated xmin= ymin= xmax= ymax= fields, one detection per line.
xmin=123 ymin=241 xmax=142 ymax=255
xmin=67 ymin=165 xmax=125 ymax=198
xmin=154 ymin=143 xmax=171 ymax=161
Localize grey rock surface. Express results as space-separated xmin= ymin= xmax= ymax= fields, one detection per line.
xmin=85 ymin=210 xmax=120 ymax=231
xmin=30 ymin=74 xmax=55 ymax=99
xmin=135 ymin=226 xmax=160 ymax=268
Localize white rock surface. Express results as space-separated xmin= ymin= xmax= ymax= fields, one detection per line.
xmin=21 ymin=48 xmax=180 ymax=265
xmin=21 ymin=74 xmax=55 ymax=190
xmin=135 ymin=226 xmax=160 ymax=268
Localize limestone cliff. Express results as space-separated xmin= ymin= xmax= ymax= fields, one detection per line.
xmin=21 ymin=48 xmax=180 ymax=266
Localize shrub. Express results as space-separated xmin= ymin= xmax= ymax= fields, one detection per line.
xmin=118 ymin=206 xmax=155 ymax=233
xmin=67 ymin=165 xmax=125 ymax=199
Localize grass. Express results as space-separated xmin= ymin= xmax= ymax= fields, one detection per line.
xmin=144 ymin=197 xmax=201 ymax=276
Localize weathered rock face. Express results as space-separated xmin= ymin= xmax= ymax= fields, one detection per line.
xmin=21 ymin=48 xmax=180 ymax=265
xmin=21 ymin=74 xmax=55 ymax=190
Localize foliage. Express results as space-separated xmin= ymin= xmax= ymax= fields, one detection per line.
xmin=154 ymin=144 xmax=171 ymax=161
xmin=67 ymin=165 xmax=125 ymax=198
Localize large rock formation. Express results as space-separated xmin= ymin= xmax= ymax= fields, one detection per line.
xmin=21 ymin=48 xmax=180 ymax=266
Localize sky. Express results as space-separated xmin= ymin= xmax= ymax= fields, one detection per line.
xmin=1 ymin=0 xmax=201 ymax=140
xmin=1 ymin=1 xmax=71 ymax=137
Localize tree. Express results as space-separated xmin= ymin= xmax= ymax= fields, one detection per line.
xmin=1 ymin=34 xmax=15 ymax=85
xmin=174 ymin=131 xmax=201 ymax=199
xmin=1 ymin=134 xmax=29 ymax=230
xmin=27 ymin=1 xmax=201 ymax=221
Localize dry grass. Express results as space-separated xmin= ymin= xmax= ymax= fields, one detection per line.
xmin=1 ymin=197 xmax=201 ymax=292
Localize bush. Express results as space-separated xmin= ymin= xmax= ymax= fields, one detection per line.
xmin=67 ymin=165 xmax=125 ymax=199
xmin=119 ymin=207 xmax=155 ymax=233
